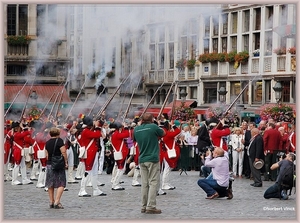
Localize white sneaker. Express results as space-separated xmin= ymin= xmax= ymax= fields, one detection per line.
xmin=11 ymin=180 xmax=22 ymax=185
xmin=157 ymin=189 xmax=167 ymax=195
xmin=93 ymin=189 xmax=106 ymax=196
xmin=22 ymin=179 xmax=33 ymax=185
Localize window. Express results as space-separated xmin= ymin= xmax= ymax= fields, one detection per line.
xmin=280 ymin=5 xmax=287 ymax=26
xmin=36 ymin=64 xmax=56 ymax=77
xmin=159 ymin=44 xmax=165 ymax=69
xmin=169 ymin=25 xmax=174 ymax=41
xmin=265 ymin=6 xmax=273 ymax=29
xmin=204 ymin=17 xmax=210 ymax=37
xmin=7 ymin=65 xmax=27 ymax=76
xmin=203 ymin=39 xmax=209 ymax=54
xmin=265 ymin=80 xmax=271 ymax=102
xmin=252 ymin=80 xmax=262 ymax=103
xmin=254 ymin=8 xmax=261 ymax=30
xmin=181 ymin=36 xmax=187 ymax=59
xmin=150 ymin=44 xmax=155 ymax=70
xmin=265 ymin=31 xmax=272 ymax=55
xmin=7 ymin=4 xmax=28 ymax=36
xmin=231 ymin=12 xmax=238 ymax=34
xmin=231 ymin=36 xmax=237 ymax=52
xmin=204 ymin=83 xmax=217 ymax=103
xmin=190 ymin=87 xmax=197 ymax=99
xmin=253 ymin=33 xmax=260 ymax=51
xmin=37 ymin=4 xmax=57 ymax=37
xmin=241 ymin=81 xmax=249 ymax=104
xmin=169 ymin=43 xmax=174 ymax=69
xmin=282 ymin=81 xmax=290 ymax=102
xmin=213 ymin=17 xmax=219 ymax=36
xmin=221 ymin=37 xmax=227 ymax=52
xmin=230 ymin=82 xmax=241 ymax=101
xmin=243 ymin=10 xmax=250 ymax=32
xmin=212 ymin=38 xmax=218 ymax=52
xmin=242 ymin=35 xmax=249 ymax=52
xmin=222 ymin=14 xmax=228 ymax=34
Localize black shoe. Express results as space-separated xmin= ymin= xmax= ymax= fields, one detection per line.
xmin=112 ymin=187 xmax=125 ymax=191
xmin=54 ymin=203 xmax=64 ymax=209
xmin=99 ymin=183 xmax=105 ymax=186
xmin=75 ymin=177 xmax=82 ymax=180
xmin=250 ymin=183 xmax=255 ymax=186
xmin=253 ymin=183 xmax=262 ymax=187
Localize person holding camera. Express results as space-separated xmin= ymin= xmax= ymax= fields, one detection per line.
xmin=263 ymin=153 xmax=295 ymax=200
xmin=197 ymin=146 xmax=232 ymax=199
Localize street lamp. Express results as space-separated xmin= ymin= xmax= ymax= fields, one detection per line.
xmin=273 ymin=81 xmax=283 ymax=103
xmin=218 ymin=86 xmax=227 ymax=103
xmin=29 ymin=90 xmax=38 ymax=106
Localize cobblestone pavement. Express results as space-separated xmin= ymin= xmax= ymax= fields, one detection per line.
xmin=3 ymin=170 xmax=296 ymax=220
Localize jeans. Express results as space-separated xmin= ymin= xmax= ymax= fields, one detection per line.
xmin=264 ymin=183 xmax=280 ymax=199
xmin=197 ymin=178 xmax=227 ymax=197
xmin=201 ymin=166 xmax=211 ymax=178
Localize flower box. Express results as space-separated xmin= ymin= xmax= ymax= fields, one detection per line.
xmin=7 ymin=35 xmax=31 ymax=46
xmin=273 ymin=47 xmax=286 ymax=55
xmin=288 ymin=47 xmax=296 ymax=54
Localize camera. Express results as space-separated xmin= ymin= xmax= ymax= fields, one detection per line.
xmin=276 ymin=151 xmax=286 ymax=160
xmin=200 ymin=145 xmax=215 ymax=156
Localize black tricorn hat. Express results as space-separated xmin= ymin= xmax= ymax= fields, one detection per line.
xmin=83 ymin=116 xmax=94 ymax=127
xmin=11 ymin=121 xmax=20 ymax=128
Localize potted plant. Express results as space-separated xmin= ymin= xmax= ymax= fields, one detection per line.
xmin=273 ymin=47 xmax=286 ymax=55
xmin=225 ymin=51 xmax=237 ymax=63
xmin=175 ymin=59 xmax=186 ymax=70
xmin=198 ymin=53 xmax=210 ymax=63
xmin=218 ymin=52 xmax=227 ymax=62
xmin=253 ymin=49 xmax=260 ymax=57
xmin=106 ymin=71 xmax=115 ymax=78
xmin=7 ymin=35 xmax=31 ymax=46
xmin=288 ymin=47 xmax=296 ymax=54
xmin=186 ymin=58 xmax=196 ymax=69
xmin=234 ymin=51 xmax=249 ymax=64
xmin=260 ymin=103 xmax=295 ymax=124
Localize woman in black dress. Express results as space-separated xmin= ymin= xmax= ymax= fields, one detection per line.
xmin=45 ymin=127 xmax=68 ymax=209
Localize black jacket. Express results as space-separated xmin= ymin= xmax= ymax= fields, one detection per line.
xmin=196 ymin=125 xmax=211 ymax=152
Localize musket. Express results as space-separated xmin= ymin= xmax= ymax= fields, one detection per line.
xmin=4 ymin=80 xmax=28 ymax=118
xmin=65 ymin=80 xmax=86 ymax=122
xmin=48 ymin=92 xmax=60 ymax=120
xmin=19 ymin=77 xmax=36 ymax=122
xmin=122 ymin=87 xmax=137 ymax=122
xmin=54 ymin=80 xmax=69 ymax=120
xmin=169 ymin=81 xmax=179 ymax=120
xmin=157 ymin=81 xmax=175 ymax=119
xmin=39 ymin=92 xmax=56 ymax=118
xmin=140 ymin=81 xmax=165 ymax=117
xmin=116 ymin=84 xmax=131 ymax=121
xmin=215 ymin=74 xmax=261 ymax=129
xmin=96 ymin=71 xmax=133 ymax=117
xmin=87 ymin=85 xmax=106 ymax=117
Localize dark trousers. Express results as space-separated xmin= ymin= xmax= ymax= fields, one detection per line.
xmin=264 ymin=183 xmax=280 ymax=199
xmin=243 ymin=148 xmax=251 ymax=177
xmin=264 ymin=153 xmax=277 ymax=181
xmin=249 ymin=157 xmax=262 ymax=184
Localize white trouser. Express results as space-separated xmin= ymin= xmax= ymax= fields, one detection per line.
xmin=232 ymin=150 xmax=244 ymax=176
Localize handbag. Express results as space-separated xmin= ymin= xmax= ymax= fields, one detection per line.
xmin=51 ymin=138 xmax=65 ymax=171
xmin=78 ymin=139 xmax=94 ymax=159
xmin=112 ymin=141 xmax=124 ymax=161
xmin=166 ymin=140 xmax=177 ymax=159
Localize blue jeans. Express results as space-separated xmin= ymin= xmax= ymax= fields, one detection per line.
xmin=201 ymin=166 xmax=211 ymax=178
xmin=264 ymin=183 xmax=280 ymax=199
xmin=197 ymin=178 xmax=227 ymax=197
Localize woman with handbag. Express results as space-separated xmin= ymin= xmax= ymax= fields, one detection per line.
xmin=45 ymin=127 xmax=68 ymax=209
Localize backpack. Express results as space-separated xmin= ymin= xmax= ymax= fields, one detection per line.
xmin=278 ymin=162 xmax=295 ymax=198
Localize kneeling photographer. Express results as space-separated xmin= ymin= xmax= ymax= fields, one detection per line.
xmin=197 ymin=147 xmax=233 ymax=199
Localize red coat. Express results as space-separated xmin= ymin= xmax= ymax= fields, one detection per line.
xmin=279 ymin=133 xmax=289 ymax=153
xmin=79 ymin=127 xmax=102 ymax=171
xmin=210 ymin=127 xmax=231 ymax=151
xmin=160 ymin=127 xmax=181 ymax=169
xmin=263 ymin=128 xmax=282 ymax=153
xmin=12 ymin=130 xmax=31 ymax=165
xmin=111 ymin=128 xmax=130 ymax=169
xmin=4 ymin=129 xmax=13 ymax=164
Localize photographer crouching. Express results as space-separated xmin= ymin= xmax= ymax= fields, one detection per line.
xmin=197 ymin=146 xmax=233 ymax=199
